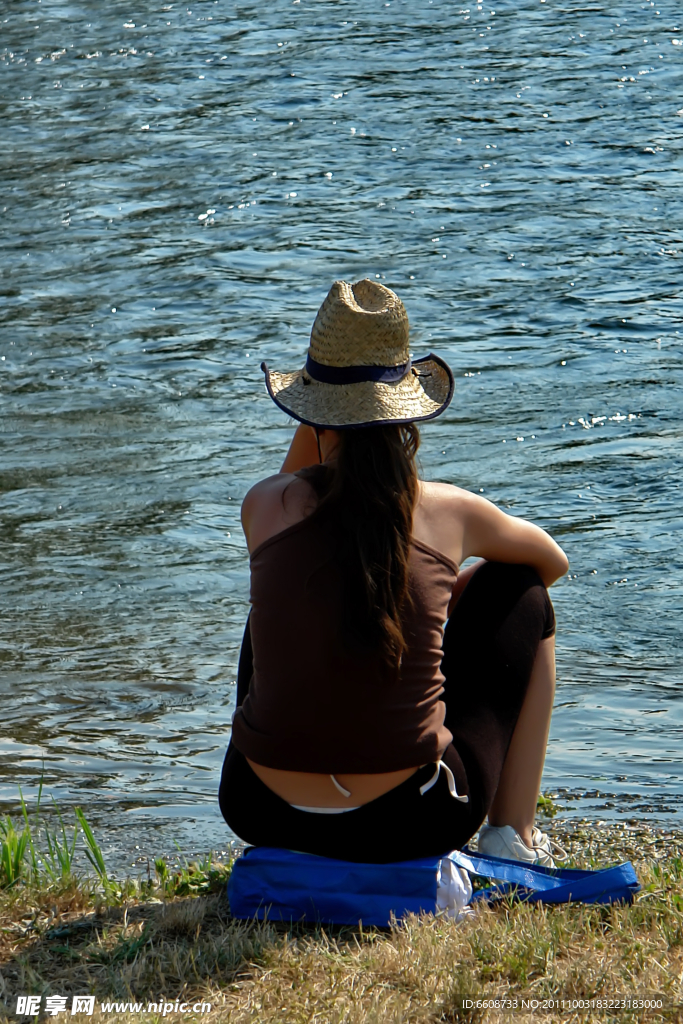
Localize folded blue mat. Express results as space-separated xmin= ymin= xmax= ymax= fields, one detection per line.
xmin=228 ymin=845 xmax=640 ymax=927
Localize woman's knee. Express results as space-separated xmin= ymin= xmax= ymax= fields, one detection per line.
xmin=486 ymin=563 xmax=555 ymax=638
xmin=446 ymin=560 xmax=554 ymax=645
xmin=476 ymin=560 xmax=546 ymax=593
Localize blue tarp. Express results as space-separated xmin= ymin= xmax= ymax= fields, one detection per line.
xmin=228 ymin=846 xmax=443 ymax=926
xmin=228 ymin=845 xmax=640 ymax=927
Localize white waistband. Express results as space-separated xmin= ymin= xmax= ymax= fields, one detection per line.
xmin=290 ymin=804 xmax=361 ymax=814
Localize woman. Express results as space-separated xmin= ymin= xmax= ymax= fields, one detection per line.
xmin=219 ymin=279 xmax=568 ymax=866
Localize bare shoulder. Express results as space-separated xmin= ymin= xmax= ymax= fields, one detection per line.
xmin=413 ymin=480 xmax=479 ymax=566
xmin=243 ymin=473 xmax=290 ymax=508
xmin=423 ymin=480 xmax=500 ymax=516
xmin=418 ymin=479 xmax=476 ymax=506
xmin=242 ymin=473 xmax=317 ymax=551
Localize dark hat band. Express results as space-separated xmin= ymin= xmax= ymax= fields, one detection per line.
xmin=305 ymin=355 xmax=412 ymax=386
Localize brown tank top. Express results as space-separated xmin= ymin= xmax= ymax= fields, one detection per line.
xmin=230 ymin=512 xmax=458 ymax=774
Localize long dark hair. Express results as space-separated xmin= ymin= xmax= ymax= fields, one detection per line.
xmin=307 ymin=423 xmax=420 ymax=670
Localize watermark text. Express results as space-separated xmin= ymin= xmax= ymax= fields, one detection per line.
xmin=15 ymin=995 xmax=212 ymax=1016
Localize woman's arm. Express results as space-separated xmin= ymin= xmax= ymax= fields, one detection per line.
xmin=461 ymin=492 xmax=569 ymax=587
xmin=280 ymin=424 xmax=320 ymax=473
xmin=241 ymin=426 xmax=320 ymax=551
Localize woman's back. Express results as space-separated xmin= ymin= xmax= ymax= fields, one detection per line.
xmin=232 ymin=483 xmax=458 ymax=776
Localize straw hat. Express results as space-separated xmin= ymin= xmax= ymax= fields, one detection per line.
xmin=261 ymin=279 xmax=454 ymax=429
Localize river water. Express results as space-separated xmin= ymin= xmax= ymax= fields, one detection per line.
xmin=1 ymin=0 xmax=682 ymax=872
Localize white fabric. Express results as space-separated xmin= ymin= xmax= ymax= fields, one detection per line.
xmin=436 ymin=854 xmax=473 ymax=920
xmin=419 ymin=760 xmax=469 ymax=803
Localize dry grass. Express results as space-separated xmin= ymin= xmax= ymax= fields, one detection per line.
xmin=1 ymin=823 xmax=682 ymax=1023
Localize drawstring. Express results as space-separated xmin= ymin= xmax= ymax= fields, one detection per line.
xmin=330 ymin=774 xmax=352 ymax=798
xmin=315 ymin=427 xmax=323 ymax=465
xmin=419 ymin=761 xmax=469 ymax=803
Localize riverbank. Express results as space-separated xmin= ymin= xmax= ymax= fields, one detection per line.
xmin=1 ymin=820 xmax=682 ymax=1023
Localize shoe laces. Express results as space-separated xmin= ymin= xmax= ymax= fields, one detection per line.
xmin=532 ymin=827 xmax=568 ymax=862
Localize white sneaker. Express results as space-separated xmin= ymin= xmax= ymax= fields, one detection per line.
xmin=477 ymin=824 xmax=565 ymax=868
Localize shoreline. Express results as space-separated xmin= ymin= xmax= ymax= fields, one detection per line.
xmin=1 ymin=819 xmax=682 ymax=1021
xmin=2 ymin=788 xmax=681 ymax=883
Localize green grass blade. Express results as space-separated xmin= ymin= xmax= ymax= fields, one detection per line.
xmin=48 ymin=796 xmax=78 ymax=878
xmin=0 ymin=817 xmax=30 ymax=889
xmin=74 ymin=807 xmax=110 ymax=889
xmin=18 ymin=786 xmax=40 ymax=881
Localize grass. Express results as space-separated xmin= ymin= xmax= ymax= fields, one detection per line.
xmin=1 ymin=796 xmax=683 ymax=1023
xmin=1 ymin=785 xmax=96 ymax=893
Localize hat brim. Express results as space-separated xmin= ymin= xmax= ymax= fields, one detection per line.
xmin=262 ymin=353 xmax=454 ymax=430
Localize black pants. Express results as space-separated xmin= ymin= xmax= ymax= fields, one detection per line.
xmin=218 ymin=562 xmax=556 ymax=864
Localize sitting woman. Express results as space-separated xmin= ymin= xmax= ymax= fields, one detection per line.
xmin=219 ymin=279 xmax=568 ymax=866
